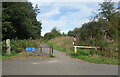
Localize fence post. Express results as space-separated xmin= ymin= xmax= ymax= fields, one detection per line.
xmin=52 ymin=47 xmax=53 ymax=54
xmin=49 ymin=47 xmax=51 ymax=54
xmin=74 ymin=46 xmax=77 ymax=54
xmin=40 ymin=47 xmax=42 ymax=54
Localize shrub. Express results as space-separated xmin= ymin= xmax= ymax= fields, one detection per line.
xmin=2 ymin=41 xmax=8 ymax=56
xmin=2 ymin=39 xmax=42 ymax=56
xmin=89 ymin=49 xmax=96 ymax=55
xmin=48 ymin=36 xmax=118 ymax=58
xmin=46 ymin=54 xmax=55 ymax=58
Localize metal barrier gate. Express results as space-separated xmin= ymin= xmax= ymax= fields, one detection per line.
xmin=40 ymin=47 xmax=53 ymax=54
xmin=28 ymin=47 xmax=53 ymax=56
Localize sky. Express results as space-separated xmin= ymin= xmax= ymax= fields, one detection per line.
xmin=28 ymin=0 xmax=118 ymax=36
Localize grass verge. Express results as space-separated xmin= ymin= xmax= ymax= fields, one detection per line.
xmin=46 ymin=41 xmax=119 ymax=65
xmin=2 ymin=51 xmax=26 ymax=60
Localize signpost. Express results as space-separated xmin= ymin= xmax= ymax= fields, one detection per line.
xmin=26 ymin=47 xmax=35 ymax=52
xmin=26 ymin=47 xmax=35 ymax=58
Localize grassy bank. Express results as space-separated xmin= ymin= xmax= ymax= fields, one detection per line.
xmin=2 ymin=39 xmax=42 ymax=60
xmin=2 ymin=51 xmax=26 ymax=60
xmin=46 ymin=36 xmax=119 ymax=65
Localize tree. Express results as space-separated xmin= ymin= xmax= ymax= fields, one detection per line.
xmin=68 ymin=28 xmax=81 ymax=36
xmin=94 ymin=0 xmax=118 ymax=39
xmin=2 ymin=2 xmax=42 ymax=40
xmin=62 ymin=32 xmax=66 ymax=36
xmin=97 ymin=0 xmax=116 ymax=21
xmin=68 ymin=0 xmax=118 ymax=40
xmin=44 ymin=27 xmax=61 ymax=40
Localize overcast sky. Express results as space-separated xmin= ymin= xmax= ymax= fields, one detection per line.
xmin=28 ymin=0 xmax=118 ymax=36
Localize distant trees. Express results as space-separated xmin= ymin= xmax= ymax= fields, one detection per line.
xmin=68 ymin=28 xmax=81 ymax=36
xmin=44 ymin=27 xmax=61 ymax=40
xmin=2 ymin=2 xmax=42 ymax=40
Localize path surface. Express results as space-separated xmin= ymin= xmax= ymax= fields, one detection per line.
xmin=2 ymin=43 xmax=118 ymax=75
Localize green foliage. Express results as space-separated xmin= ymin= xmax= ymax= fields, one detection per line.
xmin=67 ymin=0 xmax=119 ymax=58
xmin=72 ymin=54 xmax=119 ymax=65
xmin=45 ymin=0 xmax=119 ymax=65
xmin=62 ymin=32 xmax=66 ymax=36
xmin=72 ymin=49 xmax=96 ymax=56
xmin=97 ymin=0 xmax=115 ymax=21
xmin=33 ymin=54 xmax=37 ymax=57
xmin=2 ymin=39 xmax=42 ymax=56
xmin=78 ymin=39 xmax=118 ymax=58
xmin=46 ymin=54 xmax=55 ymax=58
xmin=47 ymin=36 xmax=119 ymax=65
xmin=2 ymin=41 xmax=8 ymax=56
xmin=44 ymin=27 xmax=61 ymax=40
xmin=68 ymin=28 xmax=81 ymax=36
xmin=77 ymin=49 xmax=90 ymax=56
xmin=89 ymin=49 xmax=96 ymax=55
xmin=2 ymin=2 xmax=42 ymax=40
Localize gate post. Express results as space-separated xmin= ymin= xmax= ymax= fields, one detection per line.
xmin=49 ymin=47 xmax=51 ymax=54
xmin=40 ymin=47 xmax=42 ymax=54
xmin=52 ymin=47 xmax=53 ymax=54
xmin=74 ymin=46 xmax=77 ymax=54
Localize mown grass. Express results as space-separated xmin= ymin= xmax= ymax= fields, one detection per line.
xmin=46 ymin=36 xmax=119 ymax=65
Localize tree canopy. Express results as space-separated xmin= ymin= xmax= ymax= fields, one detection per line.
xmin=2 ymin=2 xmax=42 ymax=40
xmin=44 ymin=27 xmax=61 ymax=40
xmin=68 ymin=0 xmax=119 ymax=42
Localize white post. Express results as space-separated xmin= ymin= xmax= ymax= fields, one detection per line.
xmin=74 ymin=46 xmax=77 ymax=54
xmin=6 ymin=39 xmax=11 ymax=54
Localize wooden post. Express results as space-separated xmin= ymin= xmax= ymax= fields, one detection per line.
xmin=49 ymin=47 xmax=51 ymax=54
xmin=6 ymin=39 xmax=11 ymax=54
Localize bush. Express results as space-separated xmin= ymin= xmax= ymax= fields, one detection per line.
xmin=2 ymin=41 xmax=8 ymax=56
xmin=89 ymin=49 xmax=96 ymax=55
xmin=47 ymin=36 xmax=118 ymax=58
xmin=79 ymin=49 xmax=90 ymax=56
xmin=2 ymin=39 xmax=42 ymax=56
xmin=46 ymin=54 xmax=55 ymax=58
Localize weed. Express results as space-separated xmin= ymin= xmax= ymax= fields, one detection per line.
xmin=46 ymin=54 xmax=55 ymax=58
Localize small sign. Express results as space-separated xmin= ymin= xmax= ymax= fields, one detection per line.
xmin=26 ymin=47 xmax=35 ymax=51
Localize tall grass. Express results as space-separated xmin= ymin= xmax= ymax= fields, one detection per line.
xmin=47 ymin=36 xmax=119 ymax=65
xmin=49 ymin=36 xmax=73 ymax=50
